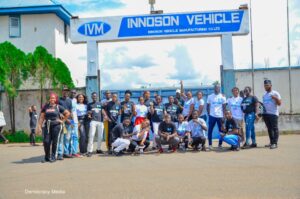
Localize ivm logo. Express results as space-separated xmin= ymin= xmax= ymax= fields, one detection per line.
xmin=78 ymin=21 xmax=111 ymax=36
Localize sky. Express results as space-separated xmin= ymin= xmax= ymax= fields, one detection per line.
xmin=58 ymin=0 xmax=300 ymax=89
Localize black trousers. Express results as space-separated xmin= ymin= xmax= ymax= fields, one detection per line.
xmin=78 ymin=119 xmax=88 ymax=153
xmin=179 ymin=135 xmax=189 ymax=148
xmin=108 ymin=121 xmax=117 ymax=149
xmin=43 ymin=124 xmax=62 ymax=160
xmin=129 ymin=139 xmax=150 ymax=152
xmin=191 ymin=136 xmax=206 ymax=149
xmin=263 ymin=114 xmax=279 ymax=145
xmin=30 ymin=128 xmax=36 ymax=144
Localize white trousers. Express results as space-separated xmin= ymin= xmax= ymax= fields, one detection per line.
xmin=87 ymin=121 xmax=104 ymax=153
xmin=112 ymin=138 xmax=130 ymax=153
xmin=152 ymin=122 xmax=161 ymax=148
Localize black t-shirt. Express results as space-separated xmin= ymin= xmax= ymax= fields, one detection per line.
xmin=241 ymin=96 xmax=258 ymax=114
xmin=165 ymin=103 xmax=180 ymax=122
xmin=120 ymin=100 xmax=135 ymax=122
xmin=87 ymin=102 xmax=103 ymax=122
xmin=111 ymin=123 xmax=133 ymax=142
xmin=105 ymin=101 xmax=121 ymax=123
xmin=151 ymin=102 xmax=165 ymax=123
xmin=41 ymin=104 xmax=65 ymax=125
xmin=29 ymin=111 xmax=38 ymax=129
xmin=225 ymin=118 xmax=238 ymax=133
xmin=175 ymin=97 xmax=184 ymax=113
xmin=59 ymin=97 xmax=72 ymax=112
xmin=158 ymin=121 xmax=176 ymax=135
xmin=144 ymin=99 xmax=154 ymax=107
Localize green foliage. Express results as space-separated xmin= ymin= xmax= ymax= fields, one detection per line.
xmin=0 ymin=130 xmax=43 ymax=143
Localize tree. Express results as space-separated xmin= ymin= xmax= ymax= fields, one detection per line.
xmin=0 ymin=42 xmax=29 ymax=133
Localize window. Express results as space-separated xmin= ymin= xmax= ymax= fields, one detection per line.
xmin=9 ymin=15 xmax=21 ymax=38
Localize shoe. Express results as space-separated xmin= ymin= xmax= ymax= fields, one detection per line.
xmin=4 ymin=140 xmax=9 ymax=144
xmin=72 ymin=154 xmax=82 ymax=158
xmin=152 ymin=146 xmax=157 ymax=150
xmin=250 ymin=143 xmax=257 ymax=148
xmin=242 ymin=143 xmax=250 ymax=149
xmin=158 ymin=148 xmax=163 ymax=153
xmin=265 ymin=144 xmax=271 ymax=147
xmin=232 ymin=146 xmax=240 ymax=151
xmin=57 ymin=155 xmax=64 ymax=160
xmin=63 ymin=154 xmax=73 ymax=158
xmin=41 ymin=158 xmax=51 ymax=163
xmin=113 ymin=151 xmax=122 ymax=156
xmin=218 ymin=145 xmax=222 ymax=149
xmin=96 ymin=149 xmax=103 ymax=154
xmin=270 ymin=144 xmax=277 ymax=149
xmin=201 ymin=146 xmax=207 ymax=152
xmin=171 ymin=147 xmax=177 ymax=153
xmin=49 ymin=158 xmax=56 ymax=163
xmin=86 ymin=152 xmax=92 ymax=157
xmin=207 ymin=145 xmax=213 ymax=151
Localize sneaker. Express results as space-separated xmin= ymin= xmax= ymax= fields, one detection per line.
xmin=270 ymin=144 xmax=277 ymax=149
xmin=242 ymin=143 xmax=250 ymax=149
xmin=96 ymin=149 xmax=103 ymax=154
xmin=63 ymin=154 xmax=73 ymax=158
xmin=201 ymin=146 xmax=208 ymax=152
xmin=171 ymin=147 xmax=177 ymax=153
xmin=151 ymin=146 xmax=157 ymax=150
xmin=41 ymin=158 xmax=51 ymax=163
xmin=4 ymin=140 xmax=9 ymax=144
xmin=250 ymin=143 xmax=257 ymax=148
xmin=207 ymin=145 xmax=213 ymax=151
xmin=158 ymin=148 xmax=163 ymax=153
xmin=265 ymin=144 xmax=271 ymax=148
xmin=49 ymin=158 xmax=56 ymax=163
xmin=86 ymin=152 xmax=92 ymax=157
xmin=113 ymin=151 xmax=122 ymax=156
xmin=232 ymin=146 xmax=240 ymax=151
xmin=218 ymin=145 xmax=223 ymax=149
xmin=57 ymin=155 xmax=64 ymax=161
xmin=72 ymin=154 xmax=82 ymax=158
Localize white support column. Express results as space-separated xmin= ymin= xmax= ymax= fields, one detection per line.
xmin=221 ymin=34 xmax=234 ymax=70
xmin=86 ymin=41 xmax=99 ymax=101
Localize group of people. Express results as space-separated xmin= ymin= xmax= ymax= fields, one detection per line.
xmin=33 ymin=79 xmax=281 ymax=163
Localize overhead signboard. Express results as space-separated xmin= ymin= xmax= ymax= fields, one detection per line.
xmin=71 ymin=9 xmax=249 ymax=43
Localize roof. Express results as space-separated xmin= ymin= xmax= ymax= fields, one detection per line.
xmin=233 ymin=66 xmax=300 ymax=72
xmin=0 ymin=0 xmax=72 ymax=25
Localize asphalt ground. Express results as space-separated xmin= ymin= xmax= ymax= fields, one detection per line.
xmin=0 ymin=135 xmax=299 ymax=199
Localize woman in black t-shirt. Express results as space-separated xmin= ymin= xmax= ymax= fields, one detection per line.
xmin=37 ymin=93 xmax=70 ymax=163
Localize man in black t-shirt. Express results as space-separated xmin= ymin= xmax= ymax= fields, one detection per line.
xmin=155 ymin=114 xmax=179 ymax=153
xmin=241 ymin=86 xmax=259 ymax=148
xmin=150 ymin=95 xmax=165 ymax=149
xmin=120 ymin=90 xmax=135 ymax=123
xmin=165 ymin=96 xmax=180 ymax=124
xmin=111 ymin=118 xmax=133 ymax=156
xmin=105 ymin=93 xmax=121 ymax=152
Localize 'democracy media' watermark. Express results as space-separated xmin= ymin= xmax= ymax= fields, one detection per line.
xmin=25 ymin=189 xmax=66 ymax=195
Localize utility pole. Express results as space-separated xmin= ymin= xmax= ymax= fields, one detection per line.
xmin=287 ymin=0 xmax=293 ymax=114
xmin=250 ymin=0 xmax=255 ymax=94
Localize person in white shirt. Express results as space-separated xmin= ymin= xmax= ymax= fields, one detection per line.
xmin=180 ymin=80 xmax=194 ymax=121
xmin=134 ymin=96 xmax=149 ymax=127
xmin=262 ymin=80 xmax=282 ymax=149
xmin=194 ymin=91 xmax=207 ymax=121
xmin=206 ymin=84 xmax=226 ymax=149
xmin=227 ymin=87 xmax=244 ymax=143
xmin=186 ymin=111 xmax=208 ymax=151
xmin=128 ymin=119 xmax=151 ymax=153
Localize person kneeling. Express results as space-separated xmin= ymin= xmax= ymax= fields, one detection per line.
xmin=186 ymin=111 xmax=208 ymax=151
xmin=129 ymin=119 xmax=151 ymax=154
xmin=155 ymin=114 xmax=179 ymax=153
xmin=220 ymin=110 xmax=243 ymax=151
xmin=111 ymin=118 xmax=133 ymax=156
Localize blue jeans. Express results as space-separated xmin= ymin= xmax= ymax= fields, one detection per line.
xmin=245 ymin=112 xmax=256 ymax=144
xmin=208 ymin=115 xmax=223 ymax=146
xmin=63 ymin=123 xmax=73 ymax=155
xmin=71 ymin=123 xmax=79 ymax=155
xmin=222 ymin=134 xmax=240 ymax=147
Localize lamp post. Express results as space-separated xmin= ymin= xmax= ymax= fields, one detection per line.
xmin=149 ymin=0 xmax=155 ymax=13
xmin=286 ymin=0 xmax=293 ymax=114
xmin=249 ymin=0 xmax=255 ymax=94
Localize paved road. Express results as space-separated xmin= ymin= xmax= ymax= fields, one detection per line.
xmin=0 ymin=135 xmax=299 ymax=199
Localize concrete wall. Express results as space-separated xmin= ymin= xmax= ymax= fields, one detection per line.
xmin=234 ymin=67 xmax=300 ymax=114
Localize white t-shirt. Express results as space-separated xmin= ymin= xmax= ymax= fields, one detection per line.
xmin=194 ymin=98 xmax=206 ymax=116
xmin=76 ymin=103 xmax=87 ymax=117
xmin=72 ymin=98 xmax=78 ymax=124
xmin=175 ymin=121 xmax=189 ymax=137
xmin=207 ymin=93 xmax=226 ymax=118
xmin=132 ymin=125 xmax=148 ymax=141
xmin=227 ymin=96 xmax=243 ymax=120
xmin=263 ymin=90 xmax=281 ymax=116
xmin=182 ymin=98 xmax=195 ymax=117
xmin=135 ymin=104 xmax=148 ymax=118
xmin=186 ymin=118 xmax=207 ymax=138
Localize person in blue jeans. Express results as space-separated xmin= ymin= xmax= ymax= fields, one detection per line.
xmin=220 ymin=110 xmax=243 ymax=151
xmin=241 ymin=86 xmax=259 ymax=149
xmin=206 ymin=84 xmax=226 ymax=150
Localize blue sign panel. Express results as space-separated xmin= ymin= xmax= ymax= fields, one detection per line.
xmin=118 ymin=11 xmax=244 ymax=38
xmin=78 ymin=21 xmax=111 ymax=36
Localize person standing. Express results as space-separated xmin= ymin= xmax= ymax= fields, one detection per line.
xmin=220 ymin=110 xmax=243 ymax=151
xmin=111 ymin=117 xmax=133 ymax=156
xmin=70 ymin=89 xmax=79 ymax=157
xmin=149 ymin=95 xmax=165 ymax=149
xmin=58 ymin=87 xmax=73 ymax=160
xmin=37 ymin=93 xmax=70 ymax=163
xmin=194 ymin=91 xmax=207 ymax=121
xmin=165 ymin=96 xmax=181 ymax=125
xmin=180 ymin=81 xmax=195 ymax=121
xmin=76 ymin=94 xmax=88 ymax=156
xmin=155 ymin=114 xmax=179 ymax=153
xmin=206 ymin=84 xmax=226 ymax=149
xmin=87 ymin=92 xmax=108 ymax=157
xmin=105 ymin=93 xmax=121 ymax=153
xmin=101 ymin=90 xmax=112 ymax=149
xmin=0 ymin=109 xmax=9 ymax=144
xmin=143 ymin=91 xmax=154 ymax=108
xmin=227 ymin=87 xmax=244 ymax=143
xmin=134 ymin=96 xmax=148 ymax=126
xmin=121 ymin=90 xmax=135 ymax=124
xmin=28 ymin=105 xmax=38 ymax=146
xmin=186 ymin=111 xmax=208 ymax=151
xmin=262 ymin=80 xmax=282 ymax=149
xmin=174 ymin=89 xmax=184 ymax=113
xmin=241 ymin=86 xmax=259 ymax=149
